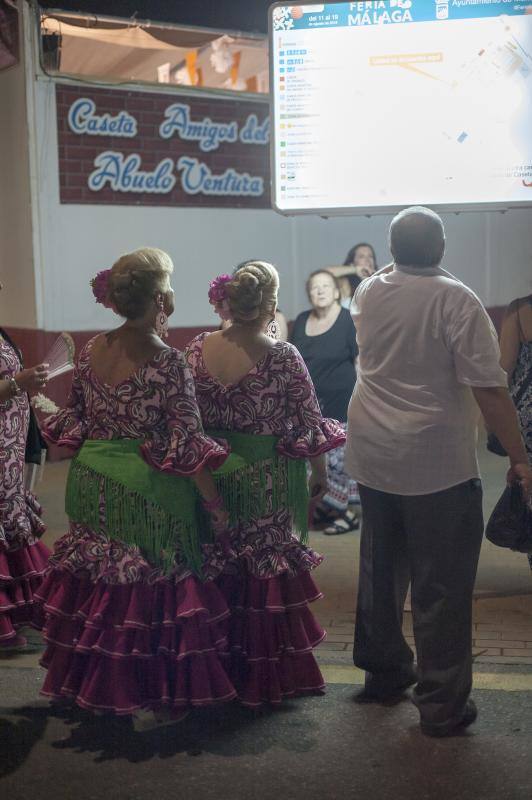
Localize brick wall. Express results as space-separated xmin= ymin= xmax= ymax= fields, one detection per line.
xmin=56 ymin=84 xmax=271 ymax=209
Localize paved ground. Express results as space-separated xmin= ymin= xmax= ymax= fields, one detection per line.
xmin=2 ymin=447 xmax=532 ymax=798
xmin=2 ymin=664 xmax=532 ymax=800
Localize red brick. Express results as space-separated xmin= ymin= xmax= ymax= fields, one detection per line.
xmin=475 ymin=655 xmax=532 ymax=665
xmin=474 ymin=630 xmax=502 ymax=640
xmin=502 ymin=648 xmax=532 ymax=657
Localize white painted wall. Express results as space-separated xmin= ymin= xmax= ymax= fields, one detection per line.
xmin=16 ymin=6 xmax=532 ymax=332
xmin=0 ymin=9 xmax=37 ymax=328
xmin=291 ymin=210 xmax=532 ymax=313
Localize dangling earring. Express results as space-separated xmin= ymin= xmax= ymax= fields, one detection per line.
xmin=155 ymin=299 xmax=169 ymax=339
xmin=266 ymin=317 xmax=279 ymax=340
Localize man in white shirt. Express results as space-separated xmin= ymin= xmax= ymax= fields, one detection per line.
xmin=345 ymin=206 xmax=532 ymax=737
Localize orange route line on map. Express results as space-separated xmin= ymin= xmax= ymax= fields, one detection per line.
xmin=397 ymin=62 xmax=447 ymax=82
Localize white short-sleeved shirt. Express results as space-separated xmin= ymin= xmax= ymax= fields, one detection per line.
xmin=345 ymin=264 xmax=507 ymax=495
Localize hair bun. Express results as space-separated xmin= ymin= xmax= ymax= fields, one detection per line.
xmin=225 ymin=261 xmax=279 ymax=325
xmin=106 ymin=248 xmax=173 ymax=321
xmin=238 ymin=272 xmax=260 ymax=291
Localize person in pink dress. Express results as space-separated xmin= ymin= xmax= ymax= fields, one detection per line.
xmin=35 ymin=248 xmax=237 ymax=727
xmin=186 ymin=260 xmax=346 ymax=706
xmin=0 ymin=314 xmax=50 ymax=651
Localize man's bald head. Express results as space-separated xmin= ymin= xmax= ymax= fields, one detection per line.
xmin=389 ymin=206 xmax=445 ymax=268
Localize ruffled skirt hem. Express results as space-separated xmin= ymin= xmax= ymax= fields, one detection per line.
xmin=0 ymin=540 xmax=50 ymax=642
xmin=33 ymin=560 xmax=326 ymax=712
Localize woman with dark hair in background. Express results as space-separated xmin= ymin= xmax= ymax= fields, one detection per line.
xmin=291 ymin=270 xmax=359 ymax=534
xmin=328 ymin=243 xmax=378 ymax=308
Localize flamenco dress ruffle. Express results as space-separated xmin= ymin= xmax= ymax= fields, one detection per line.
xmin=0 ymin=492 xmax=49 ymax=643
xmin=200 ymin=419 xmax=347 ymax=706
xmin=34 ymin=529 xmax=237 ymax=714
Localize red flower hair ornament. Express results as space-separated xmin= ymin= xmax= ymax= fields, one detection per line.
xmin=90 ymin=269 xmax=114 ymax=309
xmin=208 ymin=274 xmax=232 ymax=321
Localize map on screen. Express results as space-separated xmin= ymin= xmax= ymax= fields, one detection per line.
xmin=269 ymin=1 xmax=532 ymax=214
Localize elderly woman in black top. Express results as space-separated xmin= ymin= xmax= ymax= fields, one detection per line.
xmin=291 ymin=270 xmax=359 ymax=534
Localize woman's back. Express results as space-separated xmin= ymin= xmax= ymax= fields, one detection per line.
xmin=200 ymin=328 xmax=276 ymax=388
xmin=188 ymin=333 xmax=299 ymax=435
xmin=89 ymin=329 xmax=169 ymax=389
xmin=187 ymin=332 xmax=338 ymax=449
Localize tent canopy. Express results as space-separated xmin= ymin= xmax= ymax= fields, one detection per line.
xmin=41 ymin=11 xmax=269 ymax=92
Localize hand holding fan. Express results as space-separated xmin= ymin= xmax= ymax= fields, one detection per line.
xmin=43 ymin=332 xmax=75 ymax=380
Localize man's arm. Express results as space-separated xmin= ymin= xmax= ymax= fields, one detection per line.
xmin=472 ymin=386 xmax=532 ymax=493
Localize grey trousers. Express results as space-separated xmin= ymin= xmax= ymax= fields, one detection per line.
xmin=354 ymin=479 xmax=484 ymax=725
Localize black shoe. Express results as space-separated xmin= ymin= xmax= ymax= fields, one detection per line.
xmin=353 ymin=671 xmax=417 ymax=705
xmin=420 ymin=699 xmax=478 ymax=738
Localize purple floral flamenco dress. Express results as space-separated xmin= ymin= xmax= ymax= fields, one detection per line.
xmin=186 ymin=334 xmax=346 ymax=706
xmin=0 ymin=335 xmax=49 ymax=644
xmin=35 ymin=338 xmax=236 ymax=714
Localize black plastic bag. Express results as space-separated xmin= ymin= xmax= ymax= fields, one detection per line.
xmin=485 ymin=483 xmax=532 ymax=553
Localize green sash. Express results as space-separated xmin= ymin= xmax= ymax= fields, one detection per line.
xmin=65 ymin=431 xmax=309 ymax=576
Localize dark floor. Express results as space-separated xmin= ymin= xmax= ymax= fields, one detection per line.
xmin=2 ymin=667 xmax=532 ymax=800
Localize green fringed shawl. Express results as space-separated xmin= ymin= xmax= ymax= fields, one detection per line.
xmin=65 ymin=432 xmax=309 ymax=576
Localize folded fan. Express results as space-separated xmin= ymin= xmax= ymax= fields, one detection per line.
xmin=44 ymin=332 xmax=75 ymax=379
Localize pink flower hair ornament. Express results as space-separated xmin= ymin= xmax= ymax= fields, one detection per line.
xmin=90 ymin=269 xmax=114 ymax=309
xmin=208 ymin=274 xmax=233 ymax=321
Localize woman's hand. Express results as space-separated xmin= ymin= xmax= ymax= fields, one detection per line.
xmin=507 ymin=462 xmax=532 ymax=501
xmin=14 ymin=364 xmax=49 ymax=394
xmin=210 ymin=508 xmax=230 ymax=533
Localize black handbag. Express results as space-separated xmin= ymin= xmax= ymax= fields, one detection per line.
xmin=485 ymin=483 xmax=532 ymax=553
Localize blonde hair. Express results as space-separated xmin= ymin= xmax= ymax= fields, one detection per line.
xmin=107 ymin=248 xmax=173 ymax=319
xmin=226 ymin=261 xmax=279 ymax=325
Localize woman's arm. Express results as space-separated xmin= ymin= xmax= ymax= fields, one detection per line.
xmin=0 ymin=365 xmax=49 ymax=402
xmin=499 ymin=302 xmax=521 ymax=381
xmin=326 ymin=265 xmax=357 ymax=278
xmin=192 ymin=467 xmax=229 ymax=528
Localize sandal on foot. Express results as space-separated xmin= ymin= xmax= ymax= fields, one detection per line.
xmin=323 ymin=510 xmax=360 ymax=536
xmin=313 ymin=507 xmax=338 ymax=526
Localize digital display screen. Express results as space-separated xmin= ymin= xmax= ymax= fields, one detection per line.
xmin=269 ymin=1 xmax=532 ymax=214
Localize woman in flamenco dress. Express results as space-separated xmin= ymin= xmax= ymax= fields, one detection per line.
xmin=0 ymin=313 xmax=49 ymax=652
xmin=34 ymin=248 xmax=236 ymax=727
xmin=186 ymin=261 xmax=346 ymax=706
